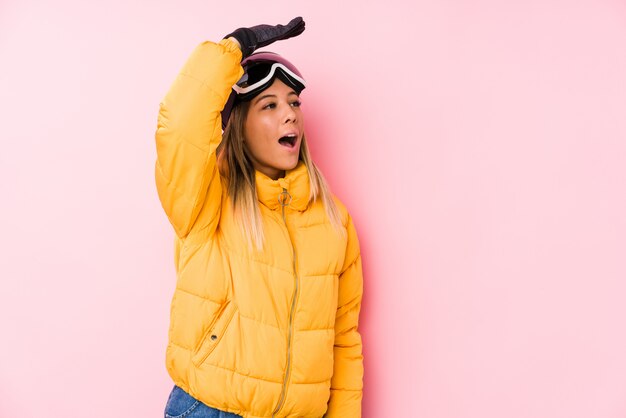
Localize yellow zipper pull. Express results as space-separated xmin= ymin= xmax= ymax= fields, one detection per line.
xmin=278 ymin=188 xmax=292 ymax=207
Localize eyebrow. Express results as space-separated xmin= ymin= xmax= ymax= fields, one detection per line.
xmin=252 ymin=91 xmax=299 ymax=106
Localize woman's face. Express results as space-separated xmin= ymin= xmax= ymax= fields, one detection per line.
xmin=244 ymin=78 xmax=304 ymax=180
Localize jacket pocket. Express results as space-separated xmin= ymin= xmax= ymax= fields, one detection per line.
xmin=192 ymin=300 xmax=237 ymax=367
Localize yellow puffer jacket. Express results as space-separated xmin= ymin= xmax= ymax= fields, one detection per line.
xmin=154 ymin=38 xmax=364 ymax=418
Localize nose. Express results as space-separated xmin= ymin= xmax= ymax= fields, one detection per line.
xmin=283 ymin=104 xmax=297 ymax=124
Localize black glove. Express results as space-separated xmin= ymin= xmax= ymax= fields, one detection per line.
xmin=224 ymin=17 xmax=305 ymax=59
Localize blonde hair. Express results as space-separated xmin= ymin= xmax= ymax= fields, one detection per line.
xmin=216 ymin=101 xmax=344 ymax=251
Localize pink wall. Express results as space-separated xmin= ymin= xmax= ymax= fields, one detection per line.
xmin=1 ymin=0 xmax=625 ymax=417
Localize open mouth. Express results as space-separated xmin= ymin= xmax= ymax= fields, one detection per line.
xmin=278 ymin=135 xmax=298 ymax=148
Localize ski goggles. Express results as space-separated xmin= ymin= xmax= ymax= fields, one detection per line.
xmin=221 ymin=52 xmax=306 ymax=129
xmin=234 ymin=52 xmax=306 ymax=100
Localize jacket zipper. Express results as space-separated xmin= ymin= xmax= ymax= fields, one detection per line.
xmin=272 ymin=188 xmax=299 ymax=417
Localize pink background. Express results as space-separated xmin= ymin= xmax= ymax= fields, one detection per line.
xmin=1 ymin=0 xmax=626 ymax=417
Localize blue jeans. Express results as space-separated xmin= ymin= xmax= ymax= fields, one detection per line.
xmin=164 ymin=385 xmax=242 ymax=418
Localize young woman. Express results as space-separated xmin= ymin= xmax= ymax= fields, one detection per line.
xmin=155 ymin=17 xmax=364 ymax=418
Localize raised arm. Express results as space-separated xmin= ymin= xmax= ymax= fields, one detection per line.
xmin=155 ymin=38 xmax=242 ymax=239
xmin=155 ymin=17 xmax=305 ymax=240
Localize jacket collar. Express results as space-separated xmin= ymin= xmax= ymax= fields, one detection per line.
xmin=255 ymin=161 xmax=311 ymax=212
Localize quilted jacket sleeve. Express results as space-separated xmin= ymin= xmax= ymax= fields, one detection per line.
xmin=155 ymin=38 xmax=243 ymax=239
xmin=325 ymin=214 xmax=364 ymax=417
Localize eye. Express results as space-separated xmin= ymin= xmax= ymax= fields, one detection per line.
xmin=291 ymin=100 xmax=302 ymax=107
xmin=262 ymin=102 xmax=277 ymax=110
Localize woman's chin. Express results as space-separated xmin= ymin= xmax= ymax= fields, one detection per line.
xmin=275 ymin=156 xmax=300 ymax=172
